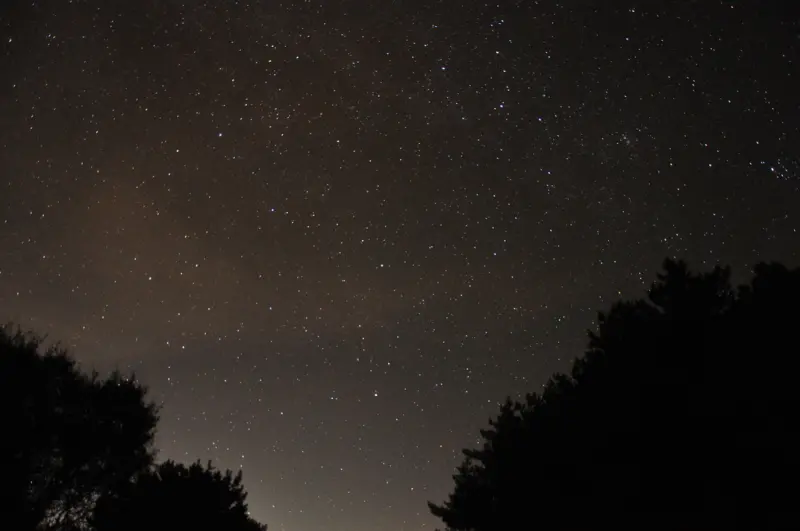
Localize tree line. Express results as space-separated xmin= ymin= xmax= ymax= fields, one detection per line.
xmin=430 ymin=259 xmax=800 ymax=530
xmin=0 ymin=327 xmax=266 ymax=531
xmin=4 ymin=257 xmax=800 ymax=529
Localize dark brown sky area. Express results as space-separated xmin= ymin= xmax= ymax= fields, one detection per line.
xmin=1 ymin=1 xmax=799 ymax=529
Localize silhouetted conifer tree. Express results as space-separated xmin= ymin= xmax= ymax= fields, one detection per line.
xmin=430 ymin=259 xmax=800 ymax=531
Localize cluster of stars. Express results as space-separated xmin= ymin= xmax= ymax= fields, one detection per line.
xmin=1 ymin=1 xmax=798 ymax=530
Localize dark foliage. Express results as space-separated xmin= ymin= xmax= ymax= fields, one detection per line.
xmin=92 ymin=460 xmax=267 ymax=531
xmin=1 ymin=325 xmax=268 ymax=531
xmin=0 ymin=326 xmax=159 ymax=530
xmin=430 ymin=259 xmax=800 ymax=530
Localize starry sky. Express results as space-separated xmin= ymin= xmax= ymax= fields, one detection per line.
xmin=1 ymin=1 xmax=798 ymax=529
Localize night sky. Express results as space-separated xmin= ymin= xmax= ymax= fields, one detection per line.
xmin=1 ymin=1 xmax=798 ymax=530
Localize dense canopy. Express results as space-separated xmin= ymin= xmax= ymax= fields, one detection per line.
xmin=0 ymin=326 xmax=266 ymax=531
xmin=430 ymin=260 xmax=800 ymax=530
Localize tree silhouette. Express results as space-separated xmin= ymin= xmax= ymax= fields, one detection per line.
xmin=0 ymin=326 xmax=159 ymax=530
xmin=429 ymin=259 xmax=800 ymax=530
xmin=91 ymin=460 xmax=267 ymax=531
